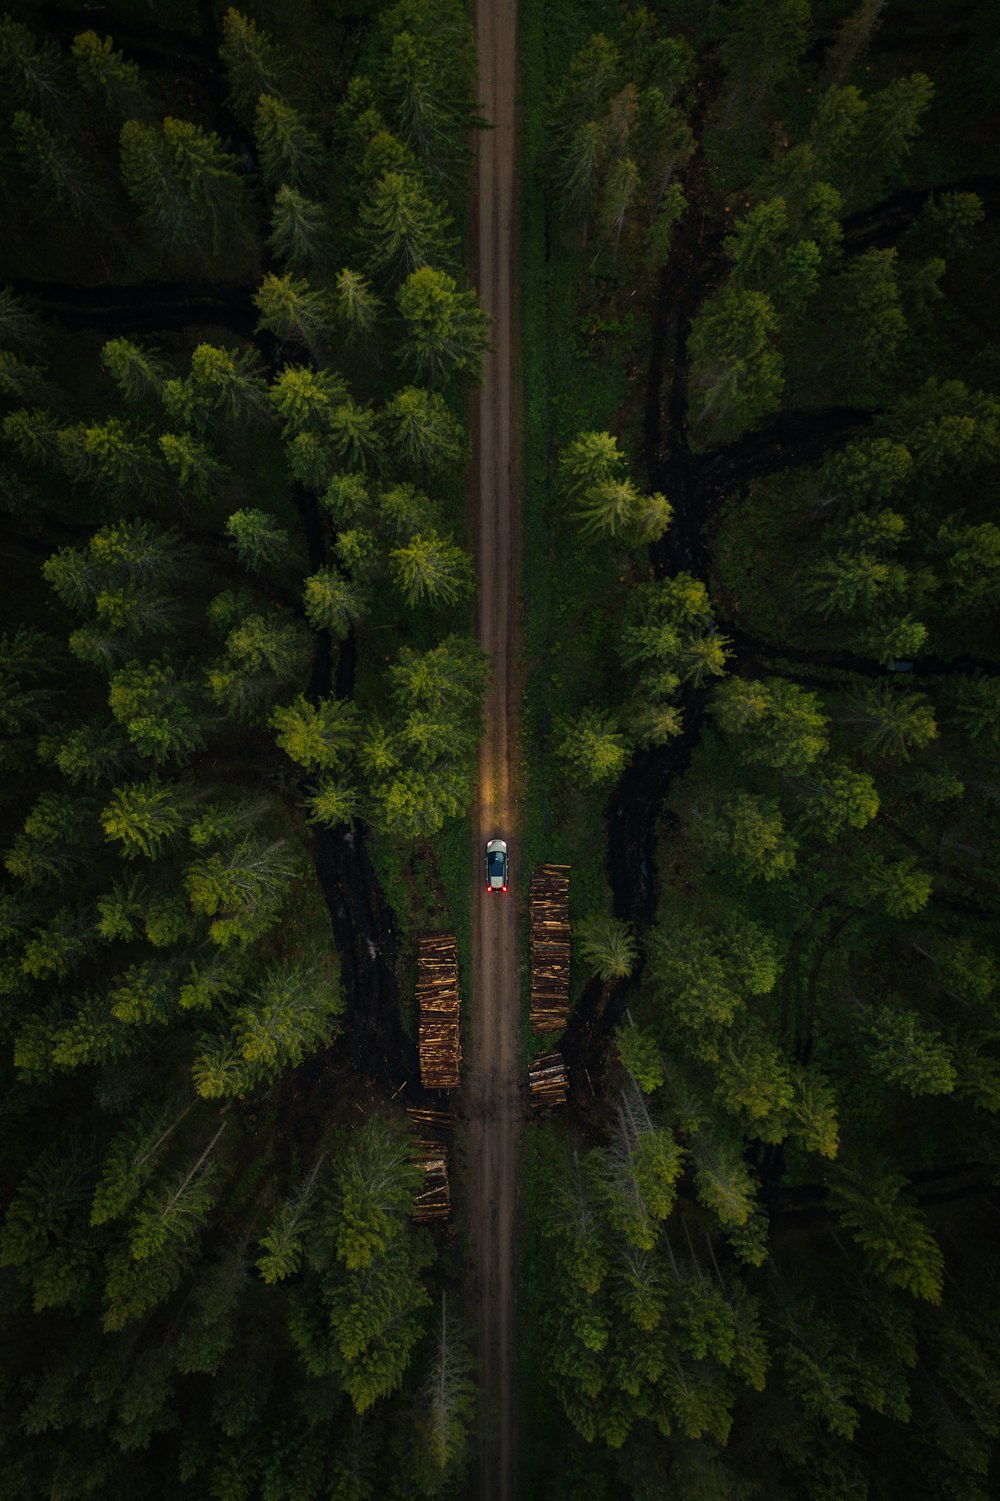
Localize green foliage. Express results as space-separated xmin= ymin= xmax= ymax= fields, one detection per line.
xmin=363 ymin=635 xmax=486 ymax=839
xmin=704 ymin=791 xmax=797 ymax=880
xmin=383 ymin=385 xmax=463 ymax=474
xmin=829 ymin=1170 xmax=944 ymax=1303
xmin=712 ymin=676 xmax=828 ymax=773
xmin=358 ymin=169 xmax=455 ymax=283
xmin=688 ymin=287 xmax=784 ymax=446
xmin=863 ymin=1004 xmax=956 ymax=1096
xmin=120 ymin=118 xmax=247 ymax=254
xmin=253 ymin=272 xmax=337 ymax=359
xmin=225 ymin=508 xmax=291 ymax=572
xmin=577 ymin=913 xmax=638 ymax=982
xmin=254 ymin=95 xmax=325 ymax=190
xmin=270 ymin=694 xmax=359 ymax=772
xmin=303 ymin=567 xmax=366 ymax=638
xmin=554 ymin=705 xmax=629 ymax=788
xmin=559 ymin=430 xmax=673 ymax=545
xmin=71 ymin=30 xmax=147 ymax=119
xmin=616 ymin=1023 xmax=664 ymax=1093
xmin=218 ymin=8 xmax=288 ymax=125
xmin=389 ymin=530 xmax=475 ymax=607
xmin=397 ymin=266 xmax=489 ymax=387
xmin=267 ymin=185 xmax=330 ymax=275
xmin=13 ymin=110 xmax=107 ymax=224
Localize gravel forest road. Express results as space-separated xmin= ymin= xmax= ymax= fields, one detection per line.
xmin=466 ymin=1 xmax=521 ymax=1498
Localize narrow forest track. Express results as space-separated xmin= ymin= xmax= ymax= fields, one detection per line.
xmin=465 ymin=2 xmax=521 ymax=1499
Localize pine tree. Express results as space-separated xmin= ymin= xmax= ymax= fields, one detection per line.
xmin=687 ymin=287 xmax=784 ymax=446
xmin=6 ymin=791 xmax=91 ymax=887
xmin=860 ymin=73 xmax=934 ymax=188
xmin=58 ymin=416 xmax=164 ymax=499
xmin=397 ymin=266 xmax=490 ymax=386
xmin=788 ymin=1067 xmax=840 ymax=1158
xmin=254 ymin=94 xmax=325 ymax=189
xmin=256 ymin=1154 xmax=325 ymax=1281
xmin=119 ymin=119 xmax=200 ymax=249
xmin=184 ymin=837 xmax=297 ymax=943
xmin=218 ymin=8 xmax=289 ymax=125
xmin=159 ymin=431 xmax=229 ymax=500
xmin=0 ymin=16 xmax=69 ymax=115
xmin=863 ymin=1003 xmax=956 ymax=1096
xmin=706 ymin=791 xmax=797 ymax=881
xmin=0 ymin=1135 xmax=96 ymax=1312
xmin=829 ymin=1168 xmax=944 ymax=1302
xmin=165 ymin=344 xmax=269 ymax=430
xmin=164 ymin=117 xmax=247 ymax=252
xmin=336 ymin=267 xmax=383 ymax=345
xmin=716 ymin=1026 xmax=795 ymax=1139
xmin=408 ymin=1294 xmax=476 ymax=1488
xmin=270 ymin=694 xmax=359 ymax=772
xmin=225 ymin=508 xmax=292 ymax=572
xmin=3 ymin=405 xmax=63 ymax=467
xmin=359 ymin=169 xmax=455 ymax=283
xmin=841 ymin=682 xmax=937 ymax=759
xmin=13 ymin=110 xmax=108 ymax=224
xmin=384 ymin=26 xmax=473 ymax=184
xmin=389 ymin=531 xmax=475 ymax=607
xmin=303 ymin=568 xmax=366 ymax=638
xmin=559 ymin=429 xmax=625 ymax=499
xmin=0 ymin=347 xmax=46 ymax=401
xmin=231 ymin=963 xmax=339 ymax=1076
xmin=305 ymin=780 xmax=361 ymax=829
xmin=711 ymin=677 xmax=828 ymax=773
xmin=724 ymin=197 xmax=789 ymax=290
xmin=850 ymin=850 xmax=931 ymax=918
xmin=794 ymin=762 xmax=879 ymax=839
xmin=107 ymin=659 xmax=204 ymax=764
xmin=101 ymin=338 xmax=164 ymax=405
xmin=577 ymin=913 xmax=638 ymax=982
xmin=691 ymin=1132 xmax=759 ymax=1232
xmin=267 ymin=184 xmax=330 ymax=274
xmin=101 ymin=777 xmax=186 ymax=859
xmin=126 ymin=1123 xmax=225 ymax=1267
xmin=554 ymin=705 xmax=629 ymax=787
xmin=71 ymin=30 xmax=148 ymax=120
xmin=253 ymin=272 xmax=337 ymax=359
xmin=330 ymin=397 xmax=386 ymax=472
xmin=91 ymin=1099 xmax=195 ymax=1226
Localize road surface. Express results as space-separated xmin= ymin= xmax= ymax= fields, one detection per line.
xmin=467 ymin=1 xmax=520 ymax=1498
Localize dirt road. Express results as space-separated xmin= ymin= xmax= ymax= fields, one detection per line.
xmin=467 ymin=1 xmax=520 ymax=1498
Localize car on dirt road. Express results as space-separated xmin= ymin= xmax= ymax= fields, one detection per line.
xmin=485 ymin=838 xmax=508 ymax=893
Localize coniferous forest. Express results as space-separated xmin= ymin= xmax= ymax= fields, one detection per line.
xmin=2 ymin=1 xmax=1000 ymax=1499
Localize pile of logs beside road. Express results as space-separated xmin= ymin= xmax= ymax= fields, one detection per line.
xmin=417 ymin=932 xmax=462 ymax=1090
xmin=411 ymin=1140 xmax=451 ymax=1221
xmin=529 ymin=863 xmax=571 ymax=1034
xmin=528 ymin=1051 xmax=568 ymax=1108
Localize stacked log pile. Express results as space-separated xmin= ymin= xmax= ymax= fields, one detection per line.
xmin=405 ymin=1106 xmax=454 ymax=1133
xmin=411 ymin=1140 xmax=451 ymax=1222
xmin=528 ymin=1051 xmax=568 ymax=1108
xmin=530 ymin=864 xmax=571 ymax=1033
xmin=417 ymin=932 xmax=462 ymax=1089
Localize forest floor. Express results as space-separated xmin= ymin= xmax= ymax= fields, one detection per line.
xmin=465 ymin=0 xmax=522 ymax=1497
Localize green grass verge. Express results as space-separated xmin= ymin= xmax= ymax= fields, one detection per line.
xmin=517 ymin=0 xmax=627 ymax=1491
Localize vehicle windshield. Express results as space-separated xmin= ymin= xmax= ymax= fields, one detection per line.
xmin=487 ymin=852 xmax=505 ymax=873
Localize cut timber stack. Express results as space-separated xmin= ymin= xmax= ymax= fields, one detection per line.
xmin=411 ymin=1140 xmax=451 ymax=1222
xmin=405 ymin=1106 xmax=454 ymax=1133
xmin=417 ymin=931 xmax=462 ymax=1090
xmin=530 ymin=863 xmax=571 ymax=1033
xmin=528 ymin=1051 xmax=568 ymax=1108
